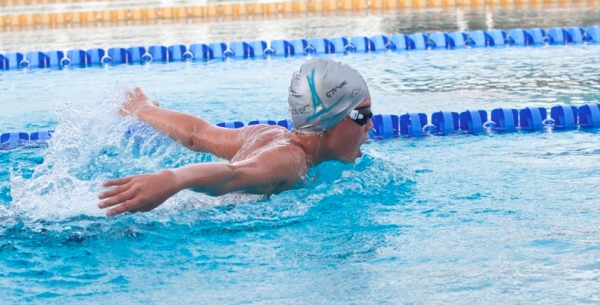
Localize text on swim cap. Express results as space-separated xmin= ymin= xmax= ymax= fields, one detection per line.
xmin=290 ymin=104 xmax=310 ymax=115
xmin=326 ymin=81 xmax=348 ymax=98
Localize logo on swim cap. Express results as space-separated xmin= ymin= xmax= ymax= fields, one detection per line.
xmin=325 ymin=81 xmax=348 ymax=98
xmin=349 ymin=87 xmax=362 ymax=99
xmin=287 ymin=58 xmax=370 ymax=133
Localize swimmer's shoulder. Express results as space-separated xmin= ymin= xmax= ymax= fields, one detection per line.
xmin=238 ymin=123 xmax=291 ymax=140
xmin=242 ymin=123 xmax=289 ymax=133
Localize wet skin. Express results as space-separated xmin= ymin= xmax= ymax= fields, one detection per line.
xmin=97 ymin=88 xmax=373 ymax=216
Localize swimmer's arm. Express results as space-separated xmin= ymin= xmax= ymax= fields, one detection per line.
xmin=134 ymin=105 xmax=244 ymax=159
xmin=98 ymin=150 xmax=303 ymax=216
xmin=124 ymin=87 xmax=244 ymax=159
xmin=176 ymin=152 xmax=301 ymax=196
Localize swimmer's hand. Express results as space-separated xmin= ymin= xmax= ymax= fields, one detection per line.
xmin=120 ymin=87 xmax=160 ymax=117
xmin=97 ymin=170 xmax=178 ymax=216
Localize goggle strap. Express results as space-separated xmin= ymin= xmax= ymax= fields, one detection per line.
xmin=349 ymin=110 xmax=363 ymax=120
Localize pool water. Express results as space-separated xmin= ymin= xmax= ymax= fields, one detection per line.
xmin=2 ymin=39 xmax=600 ymax=302
xmin=2 ymin=4 xmax=600 ymax=52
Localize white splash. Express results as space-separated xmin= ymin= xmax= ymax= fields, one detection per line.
xmin=9 ymin=87 xmax=221 ymax=222
xmin=10 ymin=89 xmax=125 ymax=221
xmin=7 ymin=88 xmax=403 ymax=225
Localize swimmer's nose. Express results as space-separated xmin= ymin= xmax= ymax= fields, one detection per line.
xmin=365 ymin=117 xmax=374 ymax=131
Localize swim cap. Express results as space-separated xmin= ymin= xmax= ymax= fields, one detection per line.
xmin=288 ymin=58 xmax=370 ymax=133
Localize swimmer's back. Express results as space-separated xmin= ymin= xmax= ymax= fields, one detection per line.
xmin=231 ymin=124 xmax=296 ymax=162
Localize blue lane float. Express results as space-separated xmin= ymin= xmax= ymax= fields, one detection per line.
xmin=400 ymin=112 xmax=427 ymax=137
xmin=588 ymin=26 xmax=600 ymax=42
xmin=491 ymin=108 xmax=518 ymax=132
xmin=87 ymin=48 xmax=105 ymax=66
xmin=429 ymin=32 xmax=455 ymax=49
xmin=225 ymin=41 xmax=254 ymax=58
xmin=371 ymin=114 xmax=399 ymax=139
xmin=148 ymin=45 xmax=169 ymax=62
xmin=519 ymin=107 xmax=546 ymax=131
xmin=306 ymin=38 xmax=332 ymax=54
xmin=128 ymin=46 xmax=148 ymax=63
xmin=189 ymin=43 xmax=214 ymax=60
xmin=288 ymin=39 xmax=308 ymax=56
xmin=431 ymin=111 xmax=459 ymax=135
xmin=216 ymin=121 xmax=244 ymax=129
xmin=107 ymin=47 xmax=129 ymax=64
xmin=468 ymin=30 xmax=491 ymax=47
xmin=169 ymin=44 xmax=190 ymax=61
xmin=209 ymin=42 xmax=227 ymax=59
xmin=459 ymin=110 xmax=487 ymax=133
xmin=579 ymin=104 xmax=600 ymax=129
xmin=248 ymin=119 xmax=277 ymax=126
xmin=551 ymin=105 xmax=578 ymax=130
xmin=348 ymin=36 xmax=371 ymax=52
xmin=3 ymin=103 xmax=600 ymax=150
xmin=388 ymin=34 xmax=409 ymax=51
xmin=268 ymin=39 xmax=294 ymax=56
xmin=0 ymin=131 xmax=52 ymax=150
xmin=408 ymin=33 xmax=428 ymax=50
xmin=277 ymin=119 xmax=294 ymax=130
xmin=2 ymin=25 xmax=598 ymax=71
xmin=369 ymin=35 xmax=388 ymax=51
xmin=449 ymin=31 xmax=467 ymax=47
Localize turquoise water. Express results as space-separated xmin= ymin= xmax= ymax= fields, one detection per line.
xmin=2 ymin=45 xmax=600 ymax=303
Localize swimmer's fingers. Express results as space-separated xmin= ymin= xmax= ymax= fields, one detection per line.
xmin=106 ymin=200 xmax=140 ymax=216
xmin=120 ymin=91 xmax=135 ymax=116
xmin=98 ymin=184 xmax=127 ymax=199
xmin=134 ymin=87 xmax=148 ymax=100
xmin=125 ymin=89 xmax=135 ymax=100
xmin=100 ymin=171 xmax=176 ymax=216
xmin=97 ymin=189 xmax=136 ymax=209
xmin=102 ymin=176 xmax=133 ymax=187
xmin=121 ymin=88 xmax=157 ymax=116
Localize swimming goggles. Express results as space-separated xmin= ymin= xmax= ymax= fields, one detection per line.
xmin=348 ymin=106 xmax=373 ymax=126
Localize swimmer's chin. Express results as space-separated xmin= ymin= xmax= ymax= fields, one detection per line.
xmin=343 ymin=150 xmax=363 ymax=163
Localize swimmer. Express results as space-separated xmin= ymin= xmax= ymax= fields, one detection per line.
xmin=97 ymin=58 xmax=374 ymax=216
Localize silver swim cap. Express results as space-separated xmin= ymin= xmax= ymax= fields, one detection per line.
xmin=288 ymin=58 xmax=370 ymax=133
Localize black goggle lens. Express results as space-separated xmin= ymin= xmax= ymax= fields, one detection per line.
xmin=351 ymin=107 xmax=373 ymax=126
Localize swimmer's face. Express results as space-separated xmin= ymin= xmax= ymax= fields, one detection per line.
xmin=327 ymin=96 xmax=373 ymax=162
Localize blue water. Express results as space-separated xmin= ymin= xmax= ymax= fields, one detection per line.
xmin=2 ymin=45 xmax=600 ymax=303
